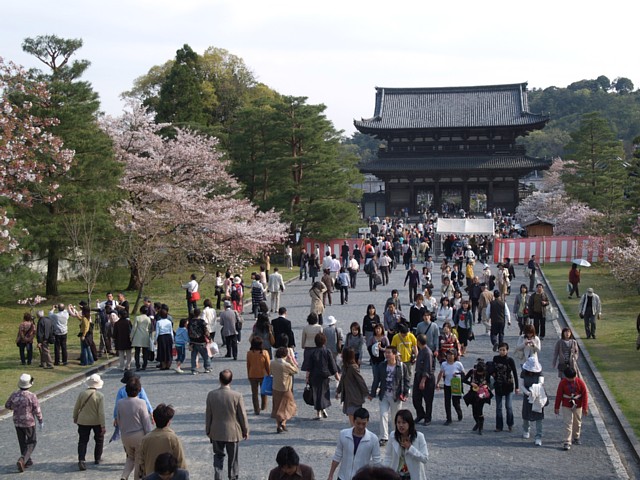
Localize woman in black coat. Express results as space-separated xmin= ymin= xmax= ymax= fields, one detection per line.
xmin=305 ymin=332 xmax=340 ymax=419
xmin=112 ymin=310 xmax=133 ymax=371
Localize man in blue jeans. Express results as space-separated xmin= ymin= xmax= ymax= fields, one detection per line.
xmin=492 ymin=342 xmax=519 ymax=432
xmin=188 ymin=310 xmax=211 ymax=374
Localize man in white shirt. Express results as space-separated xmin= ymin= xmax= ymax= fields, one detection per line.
xmin=348 ymin=255 xmax=360 ymax=289
xmin=330 ymin=254 xmax=341 ymax=281
xmin=267 ymin=267 xmax=285 ymax=313
xmin=322 ymin=251 xmax=333 ymax=272
xmin=181 ymin=274 xmax=199 ymax=315
xmin=378 ymin=253 xmax=391 ymax=286
xmin=327 ymin=408 xmax=381 ymax=480
xmin=49 ymin=303 xmax=69 ymax=366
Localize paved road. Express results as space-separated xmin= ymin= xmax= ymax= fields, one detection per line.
xmin=0 ymin=261 xmax=632 ymax=479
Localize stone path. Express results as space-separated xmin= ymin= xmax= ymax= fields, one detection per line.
xmin=0 ymin=261 xmax=630 ymax=479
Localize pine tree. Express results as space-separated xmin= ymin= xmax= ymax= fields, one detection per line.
xmin=563 ymin=112 xmax=627 ymax=217
xmin=18 ymin=35 xmax=121 ymax=296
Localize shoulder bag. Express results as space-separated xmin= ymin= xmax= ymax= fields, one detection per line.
xmin=76 ymin=390 xmax=96 ymax=421
xmin=303 ymin=383 xmax=314 ymax=406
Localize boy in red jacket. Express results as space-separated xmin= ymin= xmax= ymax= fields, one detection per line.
xmin=554 ymin=367 xmax=588 ymax=450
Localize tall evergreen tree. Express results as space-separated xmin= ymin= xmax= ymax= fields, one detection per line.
xmin=229 ymin=95 xmax=363 ymax=240
xmin=154 ymin=44 xmax=209 ymax=131
xmin=563 ymin=112 xmax=627 ymax=218
xmin=18 ymin=35 xmax=121 ymax=296
xmin=130 ymin=45 xmax=255 ymax=142
xmin=229 ymin=86 xmax=288 ymax=206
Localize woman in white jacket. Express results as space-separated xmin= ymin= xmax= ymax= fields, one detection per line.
xmin=385 ymin=409 xmax=428 ymax=480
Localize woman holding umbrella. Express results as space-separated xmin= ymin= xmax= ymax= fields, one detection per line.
xmin=568 ymin=263 xmax=581 ymax=299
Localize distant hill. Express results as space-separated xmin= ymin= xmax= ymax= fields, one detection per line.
xmin=521 ymin=75 xmax=640 ymax=158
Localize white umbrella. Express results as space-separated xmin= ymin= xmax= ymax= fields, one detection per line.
xmin=572 ymin=258 xmax=591 ymax=267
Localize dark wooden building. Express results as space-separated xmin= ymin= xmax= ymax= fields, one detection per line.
xmin=354 ymin=83 xmax=550 ymax=216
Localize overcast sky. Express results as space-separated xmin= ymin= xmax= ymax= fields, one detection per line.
xmin=3 ymin=0 xmax=637 ymax=136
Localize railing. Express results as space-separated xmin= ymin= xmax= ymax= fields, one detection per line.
xmin=379 ymin=144 xmax=526 ymax=156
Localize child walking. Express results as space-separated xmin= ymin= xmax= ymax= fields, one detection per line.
xmin=554 ymin=367 xmax=588 ymax=450
xmin=436 ymin=349 xmax=465 ymax=425
xmin=174 ymin=318 xmax=189 ymax=374
xmin=344 ymin=322 xmax=365 ymax=364
xmin=520 ymin=355 xmax=548 ymax=446
xmin=463 ymin=359 xmax=492 ymax=434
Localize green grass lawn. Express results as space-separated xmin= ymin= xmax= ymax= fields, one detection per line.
xmin=543 ymin=262 xmax=640 ymax=437
xmin=0 ymin=264 xmax=300 ymax=403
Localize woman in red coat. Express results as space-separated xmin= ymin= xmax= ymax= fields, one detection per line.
xmin=568 ymin=264 xmax=581 ymax=299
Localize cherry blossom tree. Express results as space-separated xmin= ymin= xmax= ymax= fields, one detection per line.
xmin=553 ymin=203 xmax=604 ymax=236
xmin=0 ymin=57 xmax=74 ymax=252
xmin=607 ymin=237 xmax=640 ymax=292
xmin=540 ymin=157 xmax=566 ymax=193
xmin=103 ymin=102 xmax=287 ymax=307
xmin=516 ymin=158 xmax=604 ymax=236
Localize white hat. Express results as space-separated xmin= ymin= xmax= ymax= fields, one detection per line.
xmin=86 ymin=374 xmax=104 ymax=389
xmin=18 ymin=373 xmax=33 ymax=389
xmin=326 ymin=315 xmax=337 ymax=326
xmin=522 ymin=355 xmax=542 ymax=373
xmin=233 ymin=276 xmax=242 ymax=284
xmin=587 ymin=288 xmax=594 ymax=296
xmin=483 ymin=264 xmax=489 ymax=269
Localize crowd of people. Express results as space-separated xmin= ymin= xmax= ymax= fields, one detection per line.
xmin=5 ymin=218 xmax=607 ymax=479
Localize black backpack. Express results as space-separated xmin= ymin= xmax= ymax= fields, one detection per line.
xmin=364 ymin=261 xmax=374 ymax=275
xmin=188 ymin=319 xmax=205 ymax=340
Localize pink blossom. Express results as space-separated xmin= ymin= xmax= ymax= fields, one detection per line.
xmin=103 ymin=102 xmax=287 ymax=281
xmin=0 ymin=57 xmax=74 ymax=252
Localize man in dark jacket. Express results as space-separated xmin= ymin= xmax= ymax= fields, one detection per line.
xmin=272 ymin=307 xmax=295 ymax=348
xmin=298 ymin=248 xmax=309 ymax=281
xmin=403 ymin=264 xmax=421 ymax=304
xmin=492 ymin=342 xmax=519 ymax=432
xmin=412 ymin=334 xmax=435 ymax=425
xmin=486 ymin=290 xmax=511 ymax=351
xmin=528 ymin=283 xmax=549 ymax=339
xmin=36 ymin=311 xmax=55 ymax=369
xmin=469 ymin=276 xmax=482 ymax=323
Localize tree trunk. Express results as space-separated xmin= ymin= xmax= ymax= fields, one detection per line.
xmin=126 ymin=259 xmax=142 ymax=291
xmin=45 ymin=238 xmax=60 ymax=297
xmin=131 ymin=283 xmax=145 ymax=316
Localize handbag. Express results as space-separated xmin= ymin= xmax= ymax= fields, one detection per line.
xmin=374 ymin=273 xmax=383 ymax=285
xmin=303 ymin=383 xmax=314 ymax=406
xmin=261 ymin=375 xmax=273 ymax=396
xmin=477 ymin=384 xmax=491 ymax=399
xmin=190 ymin=291 xmax=201 ymax=302
xmin=450 ymin=375 xmax=463 ymax=396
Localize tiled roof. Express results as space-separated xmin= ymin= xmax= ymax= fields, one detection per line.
xmin=354 ymin=83 xmax=549 ymax=131
xmin=360 ymin=155 xmax=552 ymax=173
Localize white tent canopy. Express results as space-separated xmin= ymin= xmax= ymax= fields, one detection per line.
xmin=435 ymin=218 xmax=495 ymax=235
